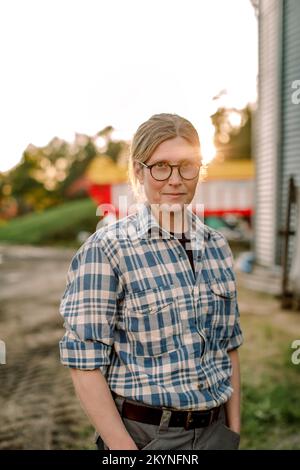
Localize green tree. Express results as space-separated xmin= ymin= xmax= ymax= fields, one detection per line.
xmin=211 ymin=104 xmax=252 ymax=160
xmin=1 ymin=126 xmax=129 ymax=217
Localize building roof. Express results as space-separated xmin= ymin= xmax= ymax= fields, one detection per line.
xmin=85 ymin=155 xmax=128 ymax=184
xmin=204 ymin=159 xmax=254 ymax=181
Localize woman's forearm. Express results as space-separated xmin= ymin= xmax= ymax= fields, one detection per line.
xmin=224 ymin=349 xmax=241 ymax=434
xmin=70 ymin=368 xmax=138 ymax=450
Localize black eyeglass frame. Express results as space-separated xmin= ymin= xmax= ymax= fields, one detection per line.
xmin=139 ymin=160 xmax=201 ymax=181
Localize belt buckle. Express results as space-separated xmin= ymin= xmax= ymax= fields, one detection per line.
xmin=184 ymin=411 xmax=194 ymax=430
xmin=185 ymin=410 xmax=214 ymax=429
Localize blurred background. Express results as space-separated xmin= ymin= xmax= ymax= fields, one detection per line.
xmin=0 ymin=0 xmax=300 ymax=450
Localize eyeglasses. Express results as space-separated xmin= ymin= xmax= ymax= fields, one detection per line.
xmin=139 ymin=160 xmax=201 ymax=181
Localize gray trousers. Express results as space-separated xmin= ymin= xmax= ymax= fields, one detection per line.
xmin=96 ymin=395 xmax=240 ymax=451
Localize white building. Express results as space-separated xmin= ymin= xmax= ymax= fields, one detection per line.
xmin=254 ymin=0 xmax=300 ymax=278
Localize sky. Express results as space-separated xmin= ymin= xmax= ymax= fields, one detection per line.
xmin=0 ymin=0 xmax=258 ymax=172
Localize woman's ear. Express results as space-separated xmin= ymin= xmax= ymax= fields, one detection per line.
xmin=134 ymin=161 xmax=144 ymax=184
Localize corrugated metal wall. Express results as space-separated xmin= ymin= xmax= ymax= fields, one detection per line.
xmin=279 ymin=0 xmax=300 ymax=265
xmin=255 ymin=0 xmax=281 ymax=267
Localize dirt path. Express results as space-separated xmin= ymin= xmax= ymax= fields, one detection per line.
xmin=0 ymin=244 xmax=94 ymax=450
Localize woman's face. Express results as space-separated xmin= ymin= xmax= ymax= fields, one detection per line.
xmin=134 ymin=136 xmax=200 ymax=209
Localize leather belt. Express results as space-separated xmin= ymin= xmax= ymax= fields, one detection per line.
xmin=112 ymin=391 xmax=221 ymax=430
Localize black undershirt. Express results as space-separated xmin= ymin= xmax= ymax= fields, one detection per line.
xmin=169 ymin=231 xmax=195 ymax=275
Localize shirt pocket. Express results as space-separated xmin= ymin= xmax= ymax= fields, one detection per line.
xmin=123 ymin=284 xmax=183 ymax=356
xmin=201 ymin=277 xmax=237 ymax=340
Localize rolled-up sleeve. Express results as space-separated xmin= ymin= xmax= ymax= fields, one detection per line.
xmin=59 ymin=242 xmax=119 ymax=372
xmin=227 ymin=303 xmax=243 ymax=352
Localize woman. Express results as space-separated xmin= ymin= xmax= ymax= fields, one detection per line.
xmin=59 ymin=113 xmax=243 ymax=450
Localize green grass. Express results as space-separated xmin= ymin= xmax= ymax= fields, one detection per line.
xmin=0 ymin=198 xmax=99 ymax=245
xmin=239 ymin=312 xmax=300 ymax=449
xmin=241 ymin=364 xmax=300 ymax=449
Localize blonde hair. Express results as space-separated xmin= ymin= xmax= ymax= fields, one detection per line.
xmin=128 ymin=113 xmax=201 ymax=201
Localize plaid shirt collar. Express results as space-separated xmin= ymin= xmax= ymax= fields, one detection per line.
xmin=135 ymin=202 xmax=210 ymax=243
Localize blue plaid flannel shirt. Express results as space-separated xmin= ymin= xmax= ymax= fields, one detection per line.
xmin=59 ymin=202 xmax=243 ymax=410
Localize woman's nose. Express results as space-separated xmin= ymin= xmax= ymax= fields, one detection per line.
xmin=168 ymin=166 xmax=183 ymax=183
